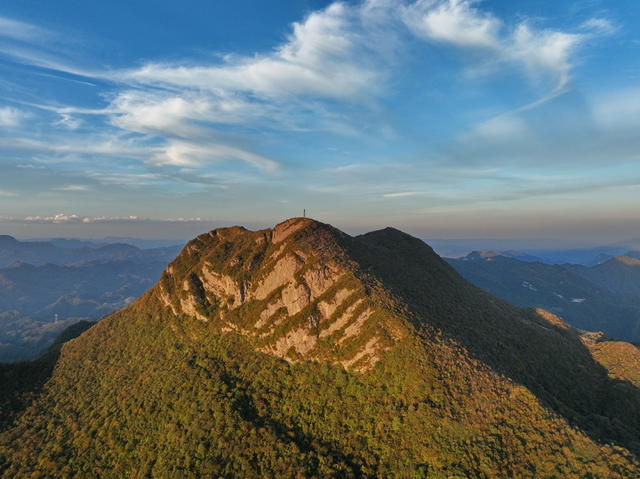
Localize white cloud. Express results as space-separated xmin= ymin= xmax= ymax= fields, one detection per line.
xmin=111 ymin=93 xmax=209 ymax=136
xmin=97 ymin=2 xmax=390 ymax=173
xmin=581 ymin=18 xmax=617 ymax=36
xmin=383 ymin=191 xmax=423 ymax=198
xmin=106 ymin=1 xmax=386 ymax=141
xmin=152 ymin=140 xmax=277 ymax=171
xmin=510 ymin=24 xmax=582 ymax=89
xmin=85 ymin=172 xmax=163 ymax=187
xmin=0 ymin=135 xmax=153 ymax=160
xmin=124 ymin=3 xmax=380 ymax=100
xmin=0 ymin=107 xmax=28 ymax=127
xmin=0 ymin=16 xmax=99 ymax=80
xmin=13 ymin=214 xmax=207 ymax=224
xmin=0 ymin=16 xmax=51 ymax=42
xmin=54 ymin=113 xmax=82 ymax=130
xmin=402 ymin=0 xmax=500 ymax=48
xmin=55 ymin=185 xmax=89 ymax=192
xmin=468 ymin=114 xmax=529 ymax=141
xmin=21 ymin=214 xmax=141 ymax=224
xmin=401 ymin=0 xmax=611 ymax=90
xmin=23 ymin=214 xmax=86 ymax=224
xmin=0 ymin=2 xmax=615 ymax=192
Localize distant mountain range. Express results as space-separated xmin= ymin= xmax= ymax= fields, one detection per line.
xmin=448 ymin=251 xmax=640 ymax=341
xmin=0 ymin=235 xmax=181 ymax=268
xmin=566 ymin=254 xmax=640 ymax=296
xmin=463 ymin=250 xmax=543 ymax=263
xmin=1 ymin=218 xmax=639 ymax=477
xmin=0 ymin=236 xmax=181 ymax=361
xmin=30 ymin=236 xmax=186 ymax=250
xmin=429 ymin=237 xmax=640 ymax=265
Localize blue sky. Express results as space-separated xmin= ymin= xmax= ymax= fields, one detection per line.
xmin=0 ymin=0 xmax=639 ymax=241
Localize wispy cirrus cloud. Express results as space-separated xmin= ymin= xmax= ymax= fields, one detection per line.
xmin=2 ymin=1 xmax=609 ymax=172
xmin=383 ymin=191 xmax=424 ymax=198
xmin=123 ymin=3 xmax=384 ymax=100
xmin=0 ymin=1 xmax=631 ymax=237
xmin=0 ymin=15 xmax=52 ymax=43
xmin=401 ymin=0 xmax=611 ymax=91
xmin=54 ymin=185 xmax=89 ymax=192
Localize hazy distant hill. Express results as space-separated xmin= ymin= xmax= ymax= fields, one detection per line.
xmin=448 ymin=251 xmax=640 ymax=340
xmin=0 ymin=218 xmax=639 ymax=477
xmin=464 ymin=250 xmax=542 ymax=263
xmin=0 ymin=238 xmax=181 ymax=361
xmin=0 ymin=235 xmax=181 ymax=268
xmin=31 ymin=237 xmax=184 ymax=250
xmin=0 ymin=260 xmax=168 ymax=315
xmin=0 ymin=311 xmax=86 ymax=363
xmin=567 ymin=255 xmax=640 ymax=297
xmin=427 ymin=237 xmax=640 ymax=265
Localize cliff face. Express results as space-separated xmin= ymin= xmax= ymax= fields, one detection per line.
xmin=149 ymin=218 xmax=403 ymax=370
xmin=1 ymin=218 xmax=640 ymax=478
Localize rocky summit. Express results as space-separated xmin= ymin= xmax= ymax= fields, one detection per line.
xmin=1 ymin=218 xmax=640 ymax=478
xmin=152 ymin=217 xmax=403 ymax=370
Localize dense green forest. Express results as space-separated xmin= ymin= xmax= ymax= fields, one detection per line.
xmin=0 ymin=218 xmax=639 ymax=478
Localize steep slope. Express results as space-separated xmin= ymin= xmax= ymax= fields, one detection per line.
xmin=447 ymin=253 xmax=640 ymax=340
xmin=0 ymin=218 xmax=639 ymax=478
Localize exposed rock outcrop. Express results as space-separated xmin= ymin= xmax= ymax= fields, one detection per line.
xmin=152 ymin=217 xmax=400 ymax=370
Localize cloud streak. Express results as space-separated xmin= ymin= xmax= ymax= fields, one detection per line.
xmin=2 ymin=214 xmax=208 ymax=225
xmin=0 ymin=15 xmax=52 ymax=43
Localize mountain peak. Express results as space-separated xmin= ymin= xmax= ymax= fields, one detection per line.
xmin=464 ymin=250 xmax=503 ymax=261
xmin=271 ymin=217 xmax=342 ymax=244
xmin=358 ymin=226 xmax=419 ymax=242
xmin=148 ymin=218 xmax=401 ymax=370
xmin=609 ymin=255 xmax=640 ymax=266
xmin=461 ymin=249 xmax=541 ymax=263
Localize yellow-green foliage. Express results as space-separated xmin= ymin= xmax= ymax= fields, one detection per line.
xmin=589 ymin=340 xmax=640 ymax=387
xmin=0 ymin=219 xmax=639 ymax=478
